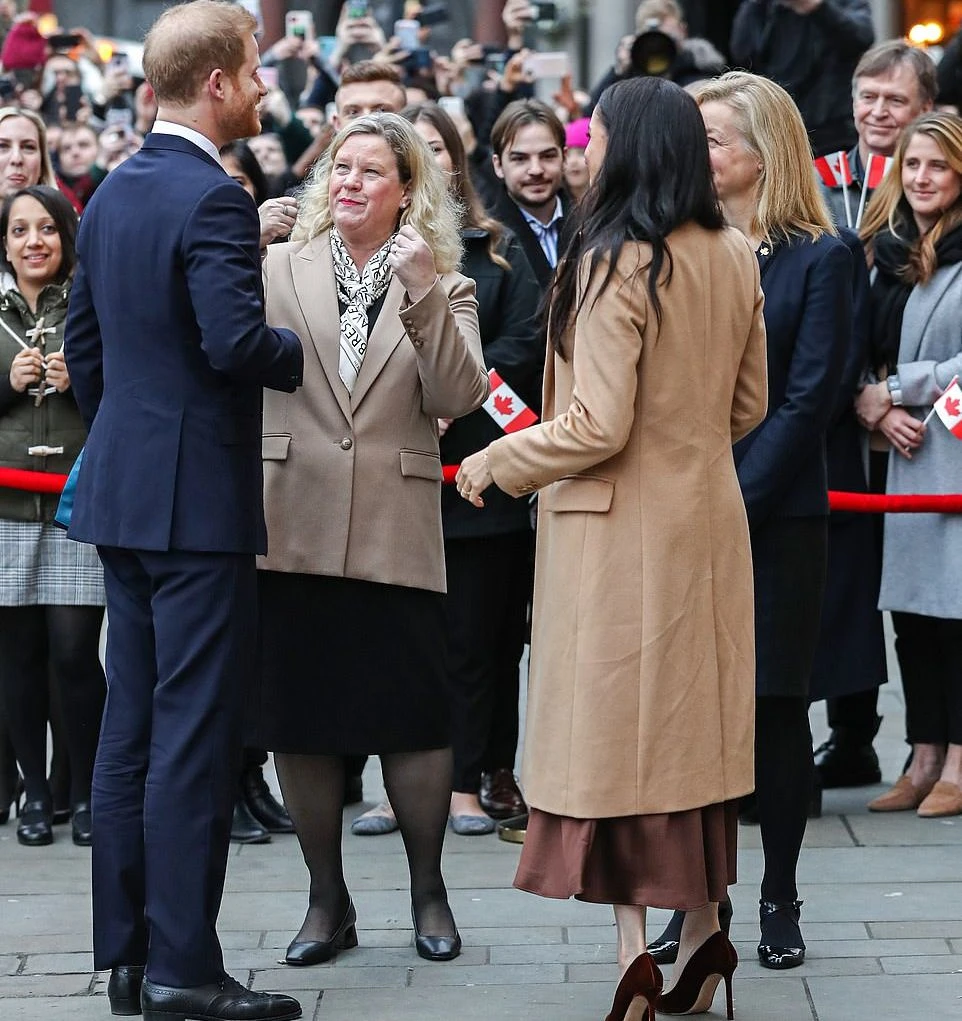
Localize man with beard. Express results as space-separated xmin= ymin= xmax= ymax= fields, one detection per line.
xmin=489 ymin=99 xmax=571 ymax=291
xmin=63 ymin=3 xmax=303 ymax=1019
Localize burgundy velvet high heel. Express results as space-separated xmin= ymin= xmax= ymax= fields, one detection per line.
xmin=657 ymin=930 xmax=738 ymax=1018
xmin=605 ymin=951 xmax=663 ymax=1021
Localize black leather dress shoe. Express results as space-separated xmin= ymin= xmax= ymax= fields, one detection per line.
xmin=757 ymin=899 xmax=806 ymax=970
xmin=284 ymin=900 xmax=358 ymax=965
xmin=479 ymin=769 xmax=527 ymax=820
xmin=108 ymin=965 xmax=145 ymax=1015
xmin=17 ymin=800 xmax=53 ymax=846
xmin=72 ymin=801 xmax=93 ymax=846
xmin=141 ymin=975 xmax=301 ymax=1021
xmin=813 ymin=722 xmax=882 ymax=788
xmin=242 ymin=768 xmax=294 ymax=834
xmin=230 ymin=799 xmax=271 ymax=844
xmin=412 ymin=907 xmax=461 ymax=962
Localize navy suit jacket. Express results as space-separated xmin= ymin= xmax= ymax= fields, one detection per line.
xmin=734 ymin=231 xmax=853 ymax=527
xmin=64 ymin=133 xmax=303 ymax=554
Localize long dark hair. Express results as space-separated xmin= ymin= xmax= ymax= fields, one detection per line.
xmin=0 ymin=185 xmax=78 ymax=285
xmin=549 ymin=77 xmax=724 ymax=356
xmin=219 ymin=140 xmax=269 ymax=207
xmin=401 ymin=101 xmax=510 ymax=271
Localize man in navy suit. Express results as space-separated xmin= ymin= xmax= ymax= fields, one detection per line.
xmin=64 ymin=3 xmax=303 ymax=1018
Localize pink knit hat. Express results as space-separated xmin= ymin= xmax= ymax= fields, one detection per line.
xmin=565 ymin=117 xmax=590 ymax=151
xmin=1 ymin=21 xmax=48 ymax=71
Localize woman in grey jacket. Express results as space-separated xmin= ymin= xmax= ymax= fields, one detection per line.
xmin=856 ymin=112 xmax=962 ymax=819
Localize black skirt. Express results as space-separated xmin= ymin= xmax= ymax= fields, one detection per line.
xmin=752 ymin=515 xmax=828 ymax=698
xmin=253 ymin=571 xmax=449 ymax=754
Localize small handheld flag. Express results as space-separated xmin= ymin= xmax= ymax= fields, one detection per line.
xmin=483 ymin=369 xmax=538 ymax=433
xmin=928 ymin=377 xmax=962 ymax=439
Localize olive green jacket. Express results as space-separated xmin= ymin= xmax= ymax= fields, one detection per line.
xmin=0 ymin=282 xmax=87 ymax=522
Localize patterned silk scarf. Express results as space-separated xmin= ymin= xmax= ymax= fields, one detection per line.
xmin=330 ymin=227 xmax=395 ymax=394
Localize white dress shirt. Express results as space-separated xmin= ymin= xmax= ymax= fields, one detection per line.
xmin=150 ymin=119 xmax=225 ymax=170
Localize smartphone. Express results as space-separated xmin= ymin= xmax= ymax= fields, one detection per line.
xmin=438 ymin=96 xmax=465 ymax=120
xmin=530 ymin=1 xmax=558 ymax=21
xmin=523 ymin=51 xmax=569 ymax=78
xmin=63 ymin=84 xmax=85 ymax=120
xmin=108 ymin=52 xmax=130 ymax=75
xmin=418 ymin=3 xmax=449 ymax=26
xmin=46 ymin=32 xmax=83 ymax=50
xmin=485 ymin=51 xmax=509 ymax=75
xmin=285 ymin=10 xmax=314 ymax=39
xmin=318 ymin=35 xmax=338 ymax=63
xmin=0 ymin=76 xmax=16 ymax=100
xmin=394 ymin=19 xmax=420 ymax=52
xmin=105 ymin=107 xmax=134 ymax=130
xmin=259 ymin=65 xmax=279 ymax=90
xmin=405 ymin=48 xmax=433 ymax=73
xmin=345 ymin=0 xmax=369 ymax=18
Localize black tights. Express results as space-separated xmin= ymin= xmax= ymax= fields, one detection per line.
xmin=755 ymin=695 xmax=814 ymax=905
xmin=276 ymin=747 xmax=456 ymax=941
xmin=0 ymin=605 xmax=106 ymax=806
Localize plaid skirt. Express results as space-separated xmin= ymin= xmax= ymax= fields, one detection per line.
xmin=0 ymin=519 xmax=105 ymax=606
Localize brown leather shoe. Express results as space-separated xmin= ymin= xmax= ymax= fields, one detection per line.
xmin=479 ymin=769 xmax=527 ymax=820
xmin=867 ymin=774 xmax=936 ymax=812
xmin=917 ymin=780 xmax=962 ymax=818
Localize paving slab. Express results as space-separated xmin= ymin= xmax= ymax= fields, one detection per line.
xmin=809 ymin=973 xmax=962 ymax=1020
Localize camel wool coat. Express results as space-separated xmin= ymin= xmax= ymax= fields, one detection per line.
xmin=486 ymin=224 xmax=768 ymax=818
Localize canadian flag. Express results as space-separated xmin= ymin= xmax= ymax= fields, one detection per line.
xmin=814 ymin=151 xmax=853 ymax=188
xmin=933 ymin=379 xmax=962 ymax=439
xmin=865 ymin=153 xmax=894 ymax=190
xmin=483 ymin=369 xmax=538 ymax=433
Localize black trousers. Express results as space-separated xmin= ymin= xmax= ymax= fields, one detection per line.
xmin=93 ymin=547 xmax=255 ymax=987
xmin=0 ymin=605 xmax=106 ymax=806
xmin=444 ymin=532 xmax=532 ymax=794
xmin=891 ymin=612 xmax=962 ymax=746
xmin=827 ymin=451 xmax=890 ymax=735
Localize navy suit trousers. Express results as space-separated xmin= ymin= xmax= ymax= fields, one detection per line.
xmin=91 ymin=547 xmax=257 ymax=987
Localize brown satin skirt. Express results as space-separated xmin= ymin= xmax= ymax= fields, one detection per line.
xmin=513 ymin=800 xmax=739 ymax=911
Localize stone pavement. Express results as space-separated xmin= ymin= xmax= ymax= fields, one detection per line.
xmin=2 ymin=665 xmax=962 ymax=1020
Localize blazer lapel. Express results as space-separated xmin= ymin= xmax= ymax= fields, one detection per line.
xmin=290 ymin=234 xmax=352 ymax=421
xmin=899 ymin=262 xmax=962 ymax=364
xmin=349 ymin=273 xmax=407 ymax=409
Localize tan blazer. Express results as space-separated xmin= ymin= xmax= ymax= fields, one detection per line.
xmin=487 ymin=224 xmax=768 ymax=817
xmin=258 ymin=232 xmax=488 ymax=593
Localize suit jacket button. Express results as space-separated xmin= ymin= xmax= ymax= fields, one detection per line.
xmin=340 ymin=438 xmax=353 ymax=450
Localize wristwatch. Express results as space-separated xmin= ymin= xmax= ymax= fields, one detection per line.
xmin=886 ymin=374 xmax=904 ymax=406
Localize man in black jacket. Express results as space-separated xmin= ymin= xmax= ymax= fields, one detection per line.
xmin=731 ymin=0 xmax=874 ymax=157
xmin=488 ymin=99 xmax=571 ymax=291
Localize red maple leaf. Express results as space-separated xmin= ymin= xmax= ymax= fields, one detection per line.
xmin=945 ymin=395 xmax=961 ymax=418
xmin=493 ymin=393 xmax=515 ymax=417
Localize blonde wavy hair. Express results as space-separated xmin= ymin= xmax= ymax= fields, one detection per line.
xmin=292 ymin=113 xmax=463 ymax=273
xmin=0 ymin=108 xmax=58 ymax=193
xmin=860 ymin=112 xmax=962 ymax=285
xmin=690 ymin=72 xmax=835 ymax=246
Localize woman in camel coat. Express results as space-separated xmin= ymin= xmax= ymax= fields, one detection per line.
xmin=457 ymin=78 xmax=767 ymax=1015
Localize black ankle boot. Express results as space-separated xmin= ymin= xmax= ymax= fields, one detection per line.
xmin=813 ymin=718 xmax=882 ymax=788
xmin=758 ymin=899 xmax=805 ymax=969
xmin=242 ymin=765 xmax=294 ymax=834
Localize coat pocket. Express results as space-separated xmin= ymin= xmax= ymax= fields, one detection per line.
xmin=399 ymin=449 xmax=443 ymax=481
xmin=542 ymin=474 xmax=614 ymax=513
xmin=262 ymin=433 xmax=292 ymax=460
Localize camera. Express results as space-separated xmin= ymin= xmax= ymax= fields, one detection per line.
xmin=629 ymin=19 xmax=679 ymax=78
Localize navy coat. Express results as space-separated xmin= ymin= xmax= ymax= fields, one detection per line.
xmin=64 ymin=133 xmax=303 ymax=555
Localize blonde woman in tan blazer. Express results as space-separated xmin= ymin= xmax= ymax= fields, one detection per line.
xmin=457 ymin=78 xmax=767 ymax=1020
xmin=253 ymin=114 xmax=487 ymax=967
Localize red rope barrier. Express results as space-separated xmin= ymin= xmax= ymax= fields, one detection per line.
xmin=0 ymin=467 xmax=69 ymax=494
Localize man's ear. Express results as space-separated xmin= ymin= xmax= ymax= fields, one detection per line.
xmin=492 ymin=152 xmax=505 ymax=181
xmin=208 ymin=67 xmax=227 ymax=100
